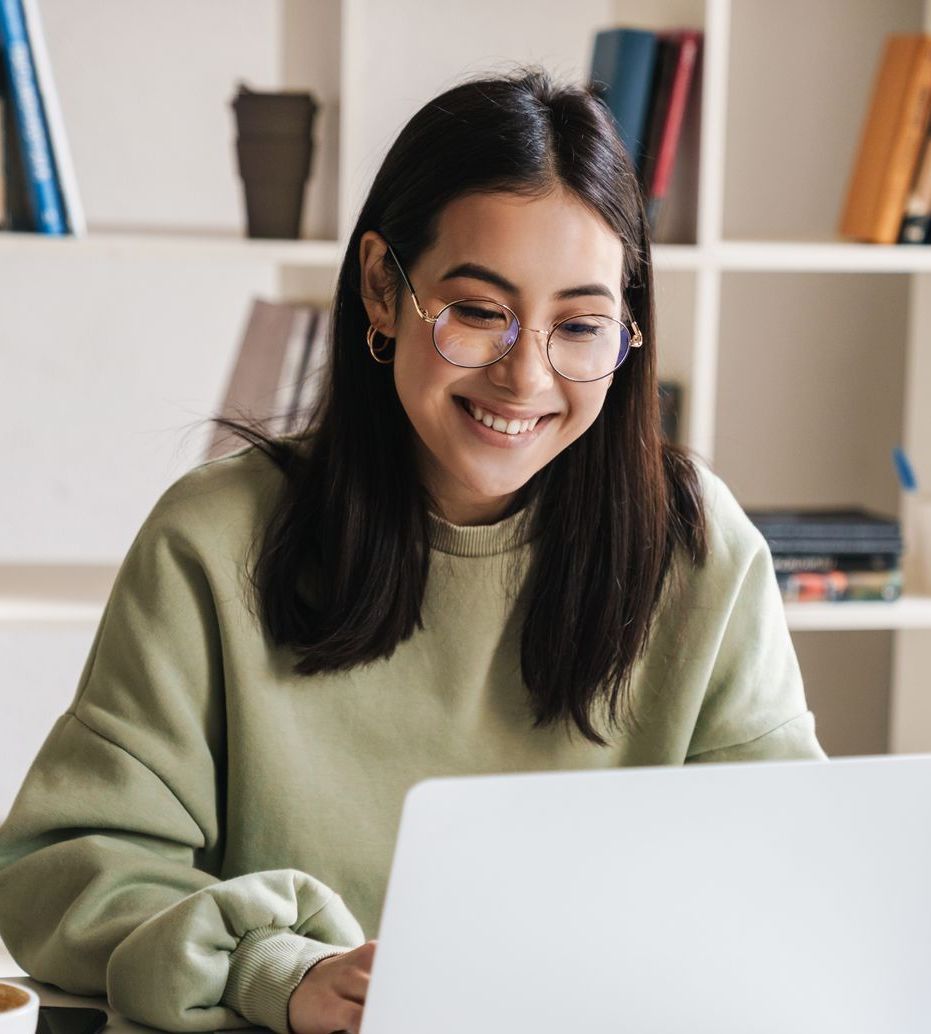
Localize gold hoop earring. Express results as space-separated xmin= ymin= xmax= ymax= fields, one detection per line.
xmin=366 ymin=323 xmax=395 ymax=365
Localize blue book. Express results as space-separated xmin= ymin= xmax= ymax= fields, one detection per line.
xmin=590 ymin=27 xmax=659 ymax=174
xmin=0 ymin=0 xmax=66 ymax=234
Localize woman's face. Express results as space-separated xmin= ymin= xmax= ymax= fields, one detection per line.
xmin=359 ymin=186 xmax=626 ymax=525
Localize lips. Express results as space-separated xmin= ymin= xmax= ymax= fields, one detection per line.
xmin=455 ymin=395 xmax=553 ymax=422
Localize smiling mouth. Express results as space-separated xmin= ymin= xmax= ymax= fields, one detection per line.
xmin=455 ymin=396 xmax=553 ymax=436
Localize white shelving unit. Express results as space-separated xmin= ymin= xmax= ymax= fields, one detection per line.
xmin=4 ymin=564 xmax=931 ymax=634
xmin=2 ymin=0 xmax=931 ymax=811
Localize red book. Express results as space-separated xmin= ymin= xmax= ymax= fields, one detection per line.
xmin=641 ymin=30 xmax=701 ymax=235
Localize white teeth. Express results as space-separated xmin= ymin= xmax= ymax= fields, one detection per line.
xmin=463 ymin=398 xmax=543 ymax=436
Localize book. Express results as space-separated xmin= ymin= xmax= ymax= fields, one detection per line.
xmin=0 ymin=92 xmax=5 ymax=223
xmin=0 ymin=26 xmax=31 ymax=229
xmin=764 ymin=537 xmax=902 ymax=555
xmin=777 ymin=568 xmax=902 ymax=604
xmin=898 ymin=128 xmax=931 ymax=243
xmin=771 ymin=552 xmax=900 ymax=574
xmin=840 ymin=34 xmax=931 ymax=244
xmin=590 ymin=27 xmax=659 ymax=173
xmin=205 ymin=298 xmax=324 ymax=461
xmin=639 ymin=30 xmax=701 ymax=235
xmin=20 ymin=0 xmax=84 ymax=234
xmin=745 ymin=507 xmax=901 ymax=541
xmin=0 ymin=0 xmax=66 ymax=234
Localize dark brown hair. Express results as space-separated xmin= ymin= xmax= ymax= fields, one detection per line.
xmin=213 ymin=64 xmax=708 ymax=746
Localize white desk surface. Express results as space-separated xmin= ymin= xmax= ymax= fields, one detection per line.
xmin=0 ymin=973 xmax=265 ymax=1034
xmin=0 ymin=974 xmax=146 ymax=1034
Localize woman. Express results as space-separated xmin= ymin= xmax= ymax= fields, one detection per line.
xmin=0 ymin=66 xmax=825 ymax=1034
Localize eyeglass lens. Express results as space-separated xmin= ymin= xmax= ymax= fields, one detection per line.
xmin=433 ymin=300 xmax=631 ymax=381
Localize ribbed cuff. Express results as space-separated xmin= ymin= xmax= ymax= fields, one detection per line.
xmin=222 ymin=924 xmax=349 ymax=1034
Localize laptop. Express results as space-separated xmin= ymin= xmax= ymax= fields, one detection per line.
xmin=360 ymin=753 xmax=931 ymax=1034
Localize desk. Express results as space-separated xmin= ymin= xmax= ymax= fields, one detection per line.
xmin=0 ymin=975 xmax=145 ymax=1034
xmin=0 ymin=975 xmax=265 ymax=1034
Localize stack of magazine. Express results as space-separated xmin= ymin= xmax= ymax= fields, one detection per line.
xmin=745 ymin=507 xmax=903 ymax=603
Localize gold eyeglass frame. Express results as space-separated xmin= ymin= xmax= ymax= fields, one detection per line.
xmin=382 ymin=241 xmax=642 ymax=383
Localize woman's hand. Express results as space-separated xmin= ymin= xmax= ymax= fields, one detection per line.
xmin=287 ymin=939 xmax=378 ymax=1034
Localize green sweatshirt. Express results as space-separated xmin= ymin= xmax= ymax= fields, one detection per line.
xmin=0 ymin=443 xmax=825 ymax=1033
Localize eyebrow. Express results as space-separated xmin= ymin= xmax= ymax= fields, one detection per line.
xmin=438 ymin=261 xmax=617 ymax=305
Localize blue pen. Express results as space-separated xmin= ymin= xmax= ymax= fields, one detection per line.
xmin=893 ymin=446 xmax=918 ymax=492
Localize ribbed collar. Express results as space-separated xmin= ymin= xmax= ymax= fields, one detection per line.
xmin=427 ymin=502 xmax=539 ymax=557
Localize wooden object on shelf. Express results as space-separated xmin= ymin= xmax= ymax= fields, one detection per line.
xmin=840 ymin=33 xmax=931 ymax=245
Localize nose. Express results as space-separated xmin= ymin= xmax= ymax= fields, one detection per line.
xmin=486 ymin=325 xmax=554 ymax=397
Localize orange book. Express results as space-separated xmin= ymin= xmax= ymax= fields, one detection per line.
xmin=840 ymin=34 xmax=931 ymax=244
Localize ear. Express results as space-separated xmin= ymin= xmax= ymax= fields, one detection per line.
xmin=359 ymin=231 xmax=401 ymax=337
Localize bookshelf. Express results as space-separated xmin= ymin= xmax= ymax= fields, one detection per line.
xmin=2 ymin=0 xmax=931 ymax=809
xmin=4 ymin=562 xmax=931 ymax=631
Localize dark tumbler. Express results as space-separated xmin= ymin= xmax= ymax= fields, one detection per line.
xmin=232 ymin=83 xmax=319 ymax=239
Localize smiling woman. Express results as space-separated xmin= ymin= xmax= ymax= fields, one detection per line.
xmin=359 ymin=188 xmax=636 ymax=524
xmin=0 ymin=65 xmax=826 ymax=1034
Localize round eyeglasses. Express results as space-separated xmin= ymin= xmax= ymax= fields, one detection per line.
xmin=383 ymin=241 xmax=642 ymax=383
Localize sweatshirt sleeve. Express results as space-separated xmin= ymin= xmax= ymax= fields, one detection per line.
xmin=684 ymin=481 xmax=828 ymax=765
xmin=0 ymin=479 xmax=365 ymax=1033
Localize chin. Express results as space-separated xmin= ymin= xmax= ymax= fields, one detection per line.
xmin=454 ymin=462 xmax=534 ymax=504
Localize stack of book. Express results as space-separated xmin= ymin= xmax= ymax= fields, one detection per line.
xmin=589 ymin=26 xmax=702 ymax=238
xmin=840 ymin=33 xmax=931 ymax=245
xmin=0 ymin=0 xmax=83 ymax=235
xmin=744 ymin=507 xmax=903 ymax=603
xmin=205 ymin=298 xmax=330 ymax=461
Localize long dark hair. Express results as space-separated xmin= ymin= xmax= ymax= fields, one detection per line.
xmin=212 ymin=64 xmax=708 ymax=746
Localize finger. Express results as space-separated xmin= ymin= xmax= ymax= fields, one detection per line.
xmin=334 ymin=1000 xmax=364 ymax=1034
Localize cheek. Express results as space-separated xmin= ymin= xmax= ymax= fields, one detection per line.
xmin=563 ymin=383 xmax=611 ymax=434
xmin=392 ymin=334 xmax=456 ymax=426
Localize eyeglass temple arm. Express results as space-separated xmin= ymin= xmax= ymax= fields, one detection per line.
xmin=385 ymin=242 xmax=437 ymax=324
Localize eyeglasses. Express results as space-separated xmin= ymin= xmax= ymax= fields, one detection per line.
xmin=383 ymin=242 xmax=642 ymax=383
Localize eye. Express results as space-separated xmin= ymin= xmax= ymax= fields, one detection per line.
xmin=559 ymin=321 xmax=603 ymax=339
xmin=448 ymin=302 xmax=510 ymax=328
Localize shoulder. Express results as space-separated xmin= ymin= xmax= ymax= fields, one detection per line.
xmin=130 ymin=440 xmax=289 ymax=564
xmin=688 ymin=456 xmax=769 ymax=575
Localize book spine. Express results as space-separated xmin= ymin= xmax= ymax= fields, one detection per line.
xmin=0 ymin=91 xmax=5 ymax=225
xmin=875 ymin=37 xmax=931 ymax=243
xmin=899 ymin=126 xmax=931 ymax=242
xmin=754 ymin=521 xmax=900 ymax=538
xmin=20 ymin=0 xmax=84 ymax=234
xmin=639 ymin=38 xmax=677 ymax=201
xmin=777 ymin=569 xmax=902 ymax=603
xmin=649 ymin=32 xmax=700 ymax=208
xmin=772 ymin=552 xmax=901 ymax=574
xmin=1 ymin=50 xmax=31 ymax=229
xmin=0 ymin=0 xmax=65 ymax=234
xmin=764 ymin=537 xmax=902 ymax=554
xmin=590 ymin=28 xmax=658 ymax=172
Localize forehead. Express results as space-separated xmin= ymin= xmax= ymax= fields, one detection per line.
xmin=424 ymin=188 xmax=624 ymax=288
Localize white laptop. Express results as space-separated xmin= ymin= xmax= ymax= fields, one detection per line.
xmin=361 ymin=753 xmax=931 ymax=1034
